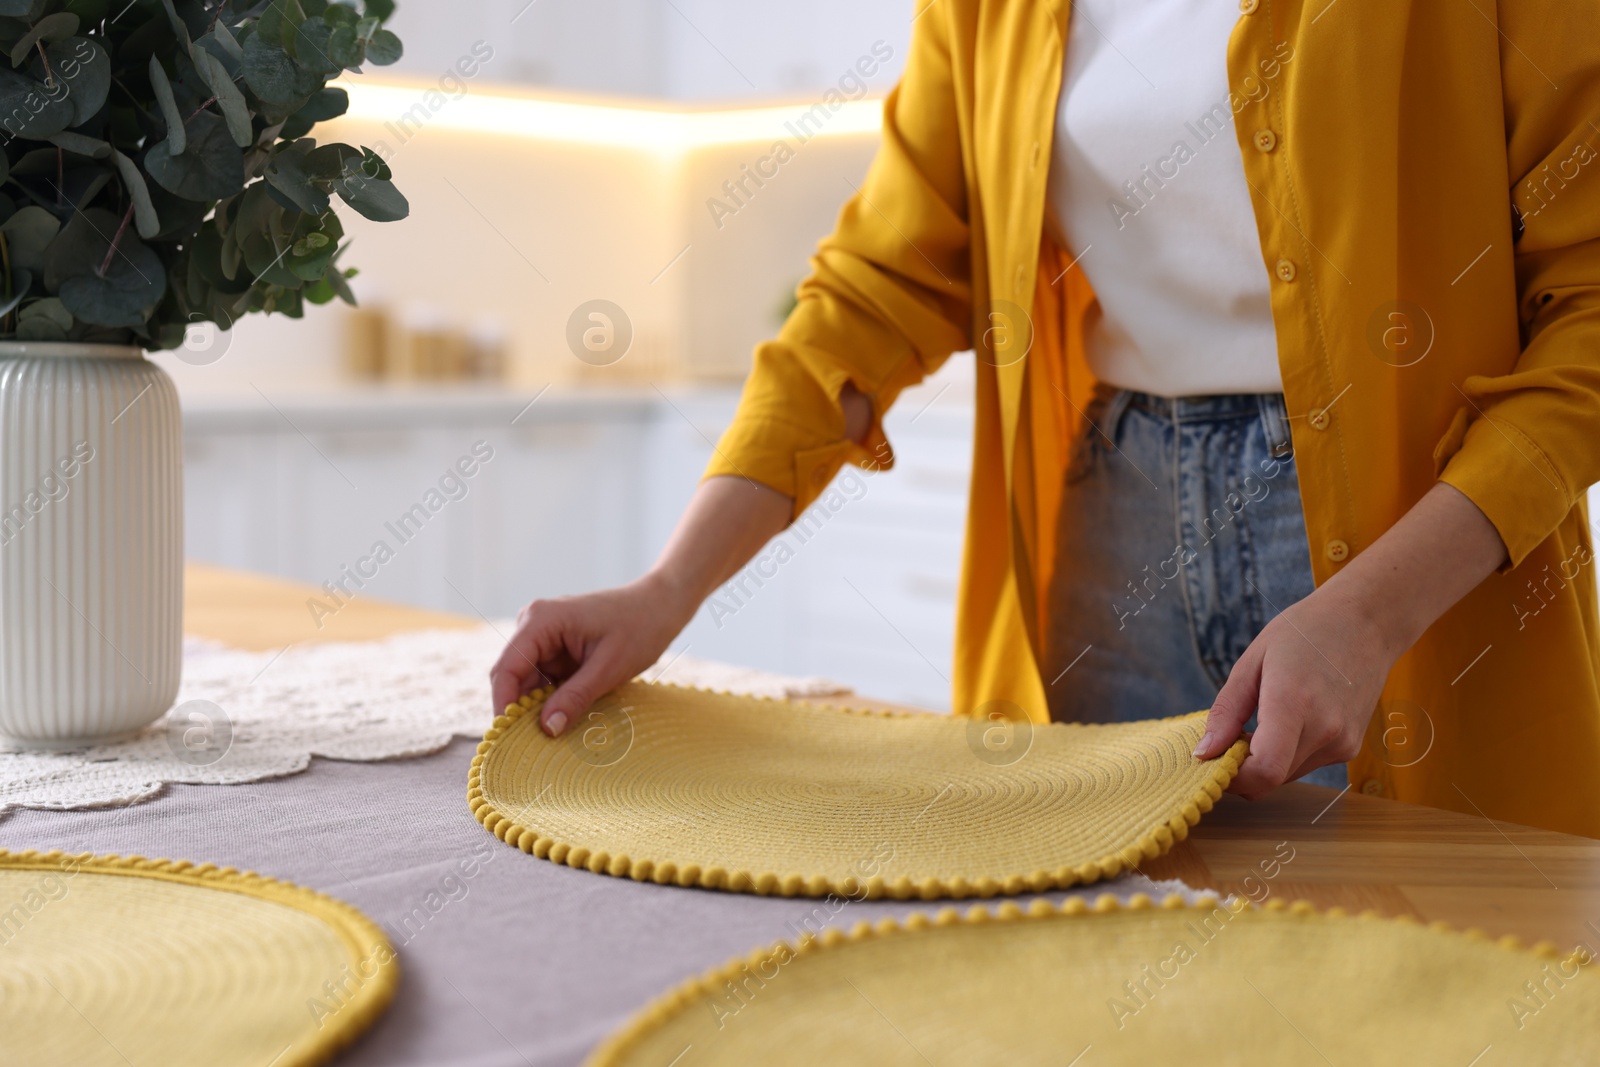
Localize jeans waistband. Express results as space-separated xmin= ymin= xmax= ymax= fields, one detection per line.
xmin=1121 ymin=389 xmax=1294 ymax=457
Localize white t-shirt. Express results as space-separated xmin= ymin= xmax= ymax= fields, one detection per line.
xmin=1048 ymin=0 xmax=1281 ymax=397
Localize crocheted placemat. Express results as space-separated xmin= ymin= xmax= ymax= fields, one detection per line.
xmin=0 ymin=849 xmax=396 ymax=1067
xmin=590 ymin=895 xmax=1599 ymax=1065
xmin=470 ymin=682 xmax=1249 ymax=898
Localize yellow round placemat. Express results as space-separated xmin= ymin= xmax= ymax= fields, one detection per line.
xmin=470 ymin=681 xmax=1248 ymax=898
xmin=0 ymin=849 xmax=397 ymax=1067
xmin=590 ymin=895 xmax=1600 ymax=1066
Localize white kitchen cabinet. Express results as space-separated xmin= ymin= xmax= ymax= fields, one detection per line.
xmin=180 ymin=362 xmax=976 ymax=707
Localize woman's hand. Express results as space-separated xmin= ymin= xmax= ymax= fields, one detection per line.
xmin=489 ymin=473 xmax=795 ymax=735
xmin=1193 ymin=481 xmax=1508 ymax=797
xmin=1197 ymin=584 xmax=1396 ymax=798
xmin=489 ymin=573 xmax=696 ymax=736
xmin=489 ymin=388 xmax=869 ymax=735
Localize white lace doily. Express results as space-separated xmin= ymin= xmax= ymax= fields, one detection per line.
xmin=0 ymin=628 xmax=850 ymax=816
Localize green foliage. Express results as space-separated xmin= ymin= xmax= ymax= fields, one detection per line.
xmin=0 ymin=0 xmax=406 ymax=348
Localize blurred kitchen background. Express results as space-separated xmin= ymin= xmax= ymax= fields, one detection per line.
xmin=164 ymin=0 xmax=972 ymax=709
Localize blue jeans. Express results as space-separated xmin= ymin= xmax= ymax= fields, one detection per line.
xmin=1043 ymin=388 xmax=1349 ymax=790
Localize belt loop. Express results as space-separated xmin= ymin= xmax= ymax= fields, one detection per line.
xmin=1101 ymin=388 xmax=1135 ymax=442
xmin=1260 ymin=394 xmax=1293 ymax=458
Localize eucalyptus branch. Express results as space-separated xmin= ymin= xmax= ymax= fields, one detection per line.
xmin=98 ymin=202 xmax=135 ymax=278
xmin=185 ymin=96 xmax=218 ymax=123
xmin=0 ymin=229 xmax=14 ymax=333
xmin=34 ymin=40 xmax=53 ymax=87
xmin=0 ymin=0 xmax=406 ymax=346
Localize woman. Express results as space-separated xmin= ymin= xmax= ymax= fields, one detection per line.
xmin=493 ymin=0 xmax=1600 ymax=837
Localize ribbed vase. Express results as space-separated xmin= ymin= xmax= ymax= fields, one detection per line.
xmin=0 ymin=343 xmax=182 ymax=747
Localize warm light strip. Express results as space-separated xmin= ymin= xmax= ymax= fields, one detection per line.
xmin=334 ymin=81 xmax=885 ymax=152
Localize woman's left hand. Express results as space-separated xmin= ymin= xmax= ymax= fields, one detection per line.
xmin=1194 ymin=584 xmax=1396 ymax=798
xmin=1191 ymin=481 xmax=1508 ymax=799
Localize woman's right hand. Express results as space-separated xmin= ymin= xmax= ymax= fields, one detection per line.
xmin=488 ymin=472 xmax=798 ymax=736
xmin=490 ymin=571 xmax=695 ymax=737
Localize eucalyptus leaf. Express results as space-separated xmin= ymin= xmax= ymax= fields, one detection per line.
xmin=364 ymin=28 xmax=400 ymax=65
xmin=302 ymin=273 xmax=335 ymax=303
xmin=293 ymin=17 xmax=341 ymax=75
xmin=14 ymin=313 xmax=67 ymax=340
xmin=33 ymin=37 xmax=109 ymax=126
xmin=242 ymin=229 xmax=298 ymax=286
xmin=325 ymin=24 xmax=360 ymax=69
xmin=356 ymin=146 xmax=389 ymax=180
xmin=288 ymin=233 xmax=334 ymax=280
xmin=9 ymin=11 xmax=76 ymax=68
xmin=0 ymin=1 xmax=46 ymax=18
xmin=109 ymin=149 xmax=159 ymax=239
xmin=15 ymin=323 xmax=66 ymax=339
xmin=193 ymin=45 xmax=251 ymax=146
xmin=190 ymin=223 xmax=252 ymax=293
xmin=43 ymin=205 xmax=116 ymax=290
xmin=0 ymin=66 xmax=73 ymax=138
xmin=2 ymin=205 xmax=60 ymax=270
xmin=47 ymin=129 xmax=107 ymax=156
xmin=17 ymin=295 xmax=70 ymax=328
xmin=304 ymin=142 xmax=359 ymax=179
xmin=241 ymin=31 xmax=321 ymax=105
xmin=220 ymin=221 xmax=241 ymax=279
xmin=334 ymin=172 xmax=406 ymax=221
xmin=326 ymin=263 xmax=356 ymax=305
xmin=264 ymin=140 xmax=329 ymax=214
xmin=59 ymin=237 xmax=165 ymax=327
xmin=148 ymin=55 xmax=185 ymax=154
xmin=257 ymin=0 xmax=305 ymax=54
xmin=279 ymin=85 xmax=345 ymax=139
xmin=145 ymin=109 xmax=245 ymax=201
xmin=202 ymin=23 xmax=243 ymax=65
xmin=56 ymin=168 xmax=111 ymax=218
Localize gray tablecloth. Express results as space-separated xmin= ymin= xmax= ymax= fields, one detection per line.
xmin=0 ymin=740 xmax=1184 ymax=1066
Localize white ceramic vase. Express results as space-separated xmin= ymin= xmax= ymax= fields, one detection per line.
xmin=0 ymin=343 xmax=183 ymax=747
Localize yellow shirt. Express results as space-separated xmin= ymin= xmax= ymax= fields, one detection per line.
xmin=706 ymin=0 xmax=1600 ymax=838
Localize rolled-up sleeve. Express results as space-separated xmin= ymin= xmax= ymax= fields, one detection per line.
xmin=704 ymin=10 xmax=973 ymax=518
xmin=1437 ymin=1 xmax=1600 ymax=568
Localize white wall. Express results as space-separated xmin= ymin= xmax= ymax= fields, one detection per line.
xmin=156 ymin=88 xmax=885 ymax=395
xmin=382 ymin=0 xmax=913 ymax=102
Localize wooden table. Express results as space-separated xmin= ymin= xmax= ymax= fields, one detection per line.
xmin=184 ymin=562 xmax=1600 ymax=951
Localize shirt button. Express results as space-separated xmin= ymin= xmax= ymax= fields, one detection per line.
xmin=1275 ymin=258 xmax=1298 ymax=282
xmin=1031 ymin=140 xmax=1042 ymax=168
xmin=1239 ymin=0 xmax=1259 ymax=12
xmin=1360 ymin=779 xmax=1384 ymax=797
xmin=1325 ymin=539 xmax=1350 ymax=563
xmin=1309 ymin=408 xmax=1330 ymax=431
xmin=1014 ymin=264 xmax=1027 ymax=289
xmin=1253 ymin=129 xmax=1277 ymax=153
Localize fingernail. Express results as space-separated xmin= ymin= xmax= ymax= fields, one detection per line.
xmin=545 ymin=711 xmax=567 ymax=737
xmin=1192 ymin=732 xmax=1213 ymax=759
